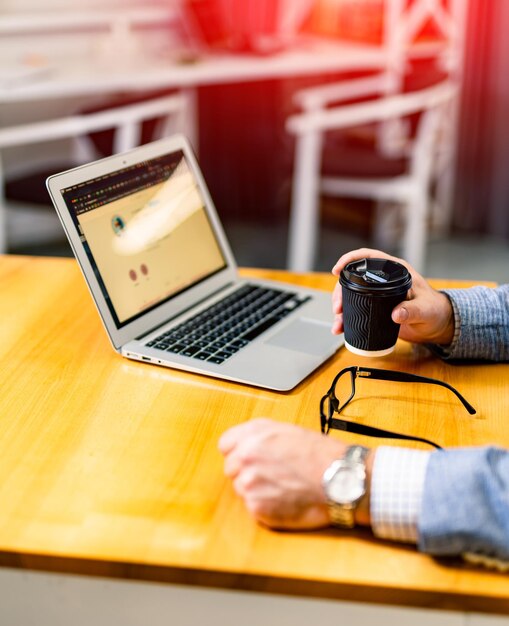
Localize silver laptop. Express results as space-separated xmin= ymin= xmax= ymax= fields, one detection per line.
xmin=47 ymin=135 xmax=343 ymax=390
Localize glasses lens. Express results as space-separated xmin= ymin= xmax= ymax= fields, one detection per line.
xmin=333 ymin=371 xmax=354 ymax=412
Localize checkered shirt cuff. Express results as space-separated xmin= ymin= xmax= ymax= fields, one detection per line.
xmin=370 ymin=447 xmax=431 ymax=543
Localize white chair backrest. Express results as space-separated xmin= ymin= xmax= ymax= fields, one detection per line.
xmin=384 ymin=0 xmax=469 ymax=90
xmin=285 ymin=79 xmax=457 ymax=272
xmin=0 ymin=93 xmax=187 ymax=152
xmin=379 ymin=0 xmax=467 ymax=158
xmin=287 ymin=80 xmax=456 ymax=135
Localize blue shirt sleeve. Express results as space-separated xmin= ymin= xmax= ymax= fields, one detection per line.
xmin=419 ymin=447 xmax=509 ymax=561
xmin=415 ymin=286 xmax=509 ymax=563
xmin=440 ymin=284 xmax=509 ymax=361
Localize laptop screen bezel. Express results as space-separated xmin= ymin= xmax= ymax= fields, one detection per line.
xmin=46 ymin=134 xmax=238 ymax=351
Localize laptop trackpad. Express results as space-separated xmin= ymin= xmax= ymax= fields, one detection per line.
xmin=265 ymin=318 xmax=333 ymax=356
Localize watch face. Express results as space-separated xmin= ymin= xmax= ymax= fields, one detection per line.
xmin=326 ymin=463 xmax=365 ymax=504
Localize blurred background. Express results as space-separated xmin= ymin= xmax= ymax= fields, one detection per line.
xmin=1 ymin=0 xmax=508 ymax=281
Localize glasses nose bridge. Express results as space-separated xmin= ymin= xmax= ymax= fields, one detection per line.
xmin=329 ymin=395 xmax=339 ymax=413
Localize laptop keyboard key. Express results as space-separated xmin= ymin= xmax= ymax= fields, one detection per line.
xmin=230 ymin=339 xmax=248 ymax=348
xmin=223 ymin=345 xmax=239 ymax=353
xmin=181 ymin=346 xmax=200 ymax=357
xmin=215 ymin=351 xmax=233 ymax=360
xmin=241 ymin=316 xmax=280 ymax=341
xmin=194 ymin=351 xmax=213 ymax=360
xmin=207 ymin=356 xmax=225 ymax=364
xmin=167 ymin=344 xmax=185 ymax=353
xmin=193 ymin=340 xmax=210 ymax=348
xmin=210 ymin=341 xmax=227 ymax=350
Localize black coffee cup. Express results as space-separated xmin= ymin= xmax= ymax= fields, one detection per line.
xmin=340 ymin=258 xmax=412 ymax=356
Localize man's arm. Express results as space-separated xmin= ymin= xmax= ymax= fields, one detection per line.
xmin=372 ymin=445 xmax=509 ymax=568
xmin=439 ymin=285 xmax=509 ymax=361
xmin=219 ymin=419 xmax=509 ymax=566
xmin=419 ymin=447 xmax=509 ymax=560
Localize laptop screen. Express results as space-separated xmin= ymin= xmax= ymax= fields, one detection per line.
xmin=61 ymin=150 xmax=227 ymax=328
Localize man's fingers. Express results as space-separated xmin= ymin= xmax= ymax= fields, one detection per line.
xmin=332 ymin=282 xmax=342 ymax=314
xmin=218 ymin=418 xmax=273 ymax=454
xmin=223 ymin=451 xmax=242 ymax=478
xmin=331 ymin=314 xmax=343 ymax=335
xmin=392 ymin=302 xmax=423 ymax=325
xmin=332 ymin=248 xmax=403 ymax=276
xmin=392 ymin=305 xmax=409 ymax=324
xmin=218 ymin=427 xmax=241 ymax=454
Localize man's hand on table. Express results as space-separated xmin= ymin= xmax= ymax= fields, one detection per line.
xmin=219 ymin=418 xmax=374 ymax=529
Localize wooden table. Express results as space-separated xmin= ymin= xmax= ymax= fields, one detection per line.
xmin=0 ymin=255 xmax=508 ymax=623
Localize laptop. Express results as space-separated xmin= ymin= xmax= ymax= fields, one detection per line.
xmin=47 ymin=135 xmax=344 ymax=391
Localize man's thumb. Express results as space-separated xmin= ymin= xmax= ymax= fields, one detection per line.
xmin=392 ymin=304 xmax=411 ymax=324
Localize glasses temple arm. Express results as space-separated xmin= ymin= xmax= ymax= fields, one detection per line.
xmin=358 ymin=368 xmax=476 ymax=415
xmin=327 ymin=417 xmax=443 ymax=450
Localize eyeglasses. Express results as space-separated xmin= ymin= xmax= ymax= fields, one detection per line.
xmin=320 ymin=366 xmax=476 ymax=449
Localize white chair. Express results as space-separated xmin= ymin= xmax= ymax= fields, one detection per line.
xmin=285 ymin=0 xmax=469 ymax=273
xmin=378 ymin=0 xmax=468 ymax=233
xmin=286 ymin=80 xmax=457 ymax=273
xmin=306 ymin=0 xmax=468 ymax=114
xmin=0 ymin=91 xmax=192 ymax=254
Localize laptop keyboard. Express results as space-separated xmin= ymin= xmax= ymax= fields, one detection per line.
xmin=145 ymin=284 xmax=310 ymax=365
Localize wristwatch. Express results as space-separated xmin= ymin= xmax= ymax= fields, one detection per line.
xmin=322 ymin=445 xmax=370 ymax=529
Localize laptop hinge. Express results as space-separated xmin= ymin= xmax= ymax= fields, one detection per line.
xmin=135 ymin=282 xmax=236 ymax=341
